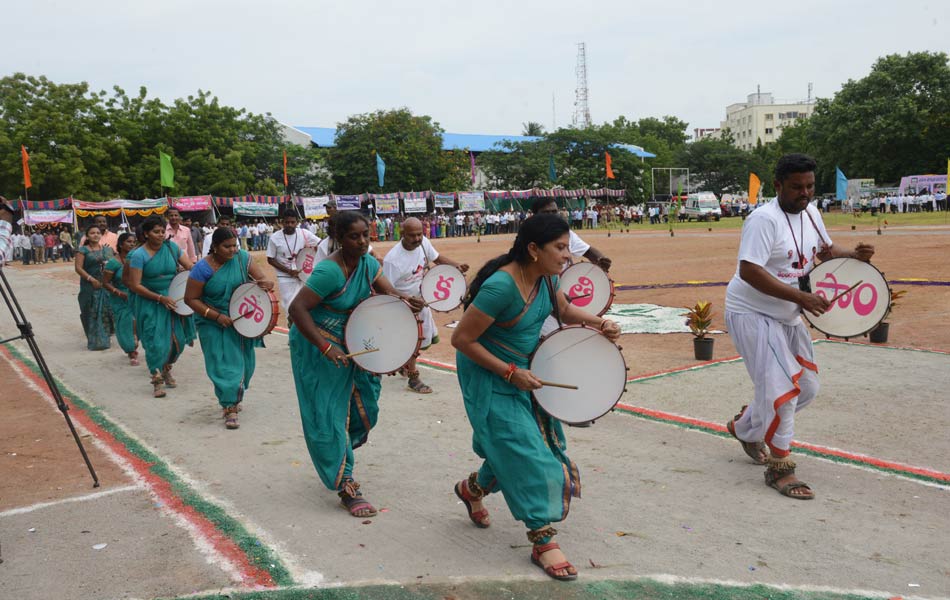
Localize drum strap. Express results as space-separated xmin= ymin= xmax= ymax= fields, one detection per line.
xmin=543 ymin=275 xmax=563 ymax=329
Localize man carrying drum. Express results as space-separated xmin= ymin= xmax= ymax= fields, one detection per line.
xmin=724 ymin=153 xmax=874 ymax=500
xmin=266 ymin=208 xmax=320 ymax=317
xmin=382 ymin=217 xmax=469 ymax=394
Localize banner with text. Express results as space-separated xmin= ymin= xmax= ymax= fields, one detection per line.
xmin=374 ymin=194 xmax=399 ymax=214
xmin=301 ymin=196 xmax=330 ymax=219
xmin=433 ymin=193 xmax=456 ymax=209
xmin=458 ymin=191 xmax=485 ymax=212
xmin=335 ymin=195 xmax=362 ymax=211
xmin=25 ymin=210 xmax=73 ymax=225
xmin=170 ymin=195 xmax=212 ymax=211
xmin=233 ymin=201 xmax=279 ymax=217
xmin=404 ymin=196 xmax=427 ymax=213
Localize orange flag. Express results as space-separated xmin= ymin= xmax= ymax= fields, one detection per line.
xmin=749 ymin=173 xmax=761 ymax=205
xmin=605 ymin=151 xmax=616 ymax=179
xmin=283 ymin=149 xmax=288 ymax=187
xmin=21 ymin=145 xmax=32 ymax=189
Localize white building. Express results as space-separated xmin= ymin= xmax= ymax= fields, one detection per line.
xmin=717 ymin=92 xmax=815 ymax=150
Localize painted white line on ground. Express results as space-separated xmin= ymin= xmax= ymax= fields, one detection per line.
xmin=0 ymin=484 xmax=142 ymax=517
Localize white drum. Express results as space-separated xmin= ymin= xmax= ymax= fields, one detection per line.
xmin=529 ymin=325 xmax=627 ymax=425
xmin=295 ymin=247 xmax=319 ymax=282
xmin=420 ymin=264 xmax=467 ymax=312
xmin=168 ymin=271 xmax=193 ymax=316
xmin=804 ymin=257 xmax=890 ymax=339
xmin=558 ymin=262 xmax=615 ymax=317
xmin=344 ymin=295 xmax=423 ymax=374
xmin=229 ymin=283 xmax=279 ymax=338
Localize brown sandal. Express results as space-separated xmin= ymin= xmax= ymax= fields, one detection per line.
xmin=726 ymin=405 xmax=769 ymax=464
xmin=765 ymin=459 xmax=815 ymax=500
xmin=162 ymin=366 xmax=177 ymax=388
xmin=151 ymin=371 xmax=166 ymax=398
xmin=338 ymin=479 xmax=377 ymax=517
xmin=454 ymin=472 xmax=490 ymax=528
xmin=530 ymin=540 xmax=577 ymax=581
xmin=223 ymin=406 xmax=239 ymax=429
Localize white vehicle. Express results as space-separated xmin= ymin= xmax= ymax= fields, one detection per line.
xmin=684 ymin=192 xmax=722 ymax=221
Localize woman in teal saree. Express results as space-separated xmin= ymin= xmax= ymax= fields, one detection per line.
xmin=74 ymin=224 xmax=115 ymax=351
xmin=450 ymin=214 xmax=620 ymax=582
xmin=288 ymin=211 xmax=423 ymax=518
xmin=127 ymin=215 xmax=196 ymax=398
xmin=184 ymin=227 xmax=274 ymax=430
xmin=103 ymin=233 xmax=140 ymax=365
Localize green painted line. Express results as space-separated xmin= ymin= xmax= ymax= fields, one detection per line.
xmin=169 ymin=578 xmax=882 ymax=600
xmin=6 ymin=344 xmax=294 ymax=586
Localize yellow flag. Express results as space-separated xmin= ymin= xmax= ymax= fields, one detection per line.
xmin=946 ymin=158 xmax=949 ymax=197
xmin=749 ymin=173 xmax=761 ymax=205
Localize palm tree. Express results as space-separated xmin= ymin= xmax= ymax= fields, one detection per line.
xmin=522 ymin=122 xmax=545 ymax=137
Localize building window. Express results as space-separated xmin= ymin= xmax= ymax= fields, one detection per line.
xmin=765 ymin=128 xmax=773 ymax=134
xmin=778 ymin=112 xmax=785 ymax=119
xmin=787 ymin=111 xmax=799 ymax=119
xmin=765 ymin=113 xmax=773 ymax=120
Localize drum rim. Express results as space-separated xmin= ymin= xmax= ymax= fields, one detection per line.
xmin=557 ymin=262 xmax=616 ymax=317
xmin=169 ymin=271 xmax=194 ymax=316
xmin=529 ymin=324 xmax=627 ymax=425
xmin=229 ymin=282 xmax=279 ymax=339
xmin=802 ymin=257 xmax=891 ymax=340
xmin=343 ymin=294 xmax=424 ymax=375
xmin=421 ymin=263 xmax=467 ymax=312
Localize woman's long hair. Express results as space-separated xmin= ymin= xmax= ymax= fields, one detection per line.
xmin=208 ymin=226 xmax=237 ymax=254
xmin=463 ymin=213 xmax=569 ymax=309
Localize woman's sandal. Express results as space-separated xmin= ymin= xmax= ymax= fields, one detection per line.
xmin=162 ymin=366 xmax=177 ymax=388
xmin=338 ymin=479 xmax=377 ymax=518
xmin=726 ymin=405 xmax=769 ymax=465
xmin=454 ymin=472 xmax=490 ymax=528
xmin=765 ymin=459 xmax=815 ymax=500
xmin=531 ymin=541 xmax=578 ymax=582
xmin=407 ymin=376 xmax=433 ymax=394
xmin=223 ymin=406 xmax=240 ymax=430
xmin=151 ymin=372 xmax=166 ymax=398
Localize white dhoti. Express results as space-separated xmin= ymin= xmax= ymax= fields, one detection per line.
xmin=726 ymin=310 xmax=819 ymax=458
xmin=277 ymin=277 xmax=304 ymax=311
xmin=420 ymin=306 xmax=437 ymax=349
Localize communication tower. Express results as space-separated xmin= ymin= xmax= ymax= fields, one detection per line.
xmin=573 ymin=43 xmax=591 ymax=129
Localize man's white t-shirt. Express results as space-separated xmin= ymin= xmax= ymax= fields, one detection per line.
xmin=568 ymin=230 xmax=590 ymax=257
xmin=382 ymin=237 xmax=438 ymax=296
xmin=266 ymin=228 xmax=320 ymax=279
xmin=726 ymin=199 xmax=832 ymax=324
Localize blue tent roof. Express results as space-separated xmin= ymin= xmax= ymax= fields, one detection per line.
xmin=292 ymin=126 xmax=655 ymax=158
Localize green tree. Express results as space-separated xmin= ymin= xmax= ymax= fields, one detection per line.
xmin=328 ymin=108 xmax=452 ymax=194
xmin=677 ymin=134 xmax=752 ymax=197
xmin=522 ymin=121 xmax=546 ymax=136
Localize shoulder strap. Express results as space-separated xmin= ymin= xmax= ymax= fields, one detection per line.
xmin=544 ymin=275 xmax=563 ymax=329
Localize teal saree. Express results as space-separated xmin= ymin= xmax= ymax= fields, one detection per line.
xmin=105 ymin=256 xmax=137 ymax=355
xmin=289 ymin=254 xmax=383 ymax=491
xmin=456 ymin=271 xmax=580 ymax=531
xmin=78 ymin=245 xmax=115 ymax=351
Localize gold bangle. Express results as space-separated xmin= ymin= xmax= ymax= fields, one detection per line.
xmin=203 ymin=307 xmax=211 ymax=318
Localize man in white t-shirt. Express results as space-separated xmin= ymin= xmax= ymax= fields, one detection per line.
xmin=724 ymin=153 xmax=874 ymax=500
xmin=314 ymin=200 xmax=380 ymax=263
xmin=266 ymin=209 xmax=320 ymax=316
xmin=383 ymin=217 xmax=468 ymax=394
xmin=201 ymin=215 xmax=232 ymax=256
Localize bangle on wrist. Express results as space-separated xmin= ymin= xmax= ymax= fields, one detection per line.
xmin=503 ymin=362 xmax=517 ymax=382
xmin=156 ymin=295 xmax=163 ymax=303
xmin=203 ymin=306 xmax=211 ymax=318
xmin=321 ymin=342 xmax=332 ymax=356
xmin=599 ymin=320 xmax=608 ymax=331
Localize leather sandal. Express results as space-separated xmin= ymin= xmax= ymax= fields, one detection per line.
xmin=454 ymin=473 xmax=490 ymax=528
xmin=531 ymin=541 xmax=578 ymax=581
xmin=726 ymin=405 xmax=769 ymax=465
xmin=765 ymin=461 xmax=814 ymax=500
xmin=338 ymin=479 xmax=377 ymax=517
xmin=151 ymin=372 xmax=166 ymax=398
xmin=162 ymin=366 xmax=177 ymax=388
xmin=223 ymin=406 xmax=239 ymax=430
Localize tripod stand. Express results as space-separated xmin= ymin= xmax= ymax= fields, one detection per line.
xmin=0 ymin=267 xmax=99 ymax=487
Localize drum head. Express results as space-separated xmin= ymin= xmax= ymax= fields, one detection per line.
xmin=229 ymin=283 xmax=276 ymax=338
xmin=530 ymin=326 xmax=627 ymax=424
xmin=804 ymin=258 xmax=890 ymax=339
xmin=295 ymin=247 xmax=319 ymax=282
xmin=420 ymin=264 xmax=467 ymax=312
xmin=169 ymin=271 xmax=193 ymax=316
xmin=558 ymin=263 xmax=614 ymax=317
xmin=344 ymin=295 xmax=422 ymax=374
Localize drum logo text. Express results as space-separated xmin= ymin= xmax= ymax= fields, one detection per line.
xmin=238 ymin=295 xmax=265 ymax=323
xmin=815 ymin=273 xmax=878 ymax=316
xmin=568 ymin=277 xmax=594 ymax=308
xmin=301 ymin=254 xmax=315 ymax=274
xmin=433 ymin=275 xmax=454 ymax=301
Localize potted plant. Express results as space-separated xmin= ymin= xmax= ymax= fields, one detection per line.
xmin=684 ymin=301 xmax=715 ymax=360
xmin=868 ymin=289 xmax=906 ymax=344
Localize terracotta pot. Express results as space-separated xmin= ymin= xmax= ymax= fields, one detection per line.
xmin=868 ymin=322 xmax=889 ymax=344
xmin=693 ymin=337 xmax=714 ymax=361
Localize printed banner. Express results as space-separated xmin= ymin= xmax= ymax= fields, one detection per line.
xmin=24 ymin=210 xmax=73 ymax=225
xmin=404 ymin=196 xmax=427 ymax=213
xmin=374 ymin=195 xmax=399 ymax=214
xmin=458 ymin=191 xmax=485 ymax=212
xmin=301 ymin=196 xmax=330 ymax=219
xmin=170 ymin=195 xmax=212 ymax=211
xmin=335 ymin=195 xmax=362 ymax=211
xmin=433 ymin=193 xmax=456 ymax=208
xmin=233 ymin=201 xmax=279 ymax=217
xmin=898 ymin=174 xmax=946 ymax=195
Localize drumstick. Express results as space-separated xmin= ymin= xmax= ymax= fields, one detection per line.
xmin=539 ymin=380 xmax=579 ymax=390
xmin=343 ymin=347 xmax=379 ymax=358
xmin=827 ymin=280 xmax=863 ymax=304
xmin=568 ymin=292 xmax=592 ymax=302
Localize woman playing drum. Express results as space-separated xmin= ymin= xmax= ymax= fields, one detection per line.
xmin=450 ymin=213 xmax=620 ymax=582
xmin=184 ymin=228 xmax=274 ymax=430
xmin=74 ymin=224 xmax=115 ymax=351
xmin=102 ymin=233 xmax=140 ymax=365
xmin=288 ymin=211 xmax=423 ymax=518
xmin=127 ymin=215 xmax=196 ymax=398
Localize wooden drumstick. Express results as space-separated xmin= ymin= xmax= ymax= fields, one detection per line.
xmin=231 ymin=309 xmax=256 ymax=323
xmin=827 ymin=280 xmax=863 ymax=304
xmin=539 ymin=380 xmax=579 ymax=390
xmin=568 ymin=292 xmax=592 ymax=303
xmin=343 ymin=347 xmax=379 ymax=359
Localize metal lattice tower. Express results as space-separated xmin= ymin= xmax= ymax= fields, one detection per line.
xmin=572 ymin=42 xmax=591 ymax=129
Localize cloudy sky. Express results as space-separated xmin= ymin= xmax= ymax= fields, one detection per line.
xmin=5 ymin=1 xmax=949 ymax=139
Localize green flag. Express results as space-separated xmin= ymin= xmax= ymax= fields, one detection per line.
xmin=160 ymin=151 xmax=175 ymax=188
xmin=548 ymin=155 xmax=557 ymax=182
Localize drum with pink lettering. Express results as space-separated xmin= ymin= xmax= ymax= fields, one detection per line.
xmin=420 ymin=264 xmax=467 ymax=312
xmin=294 ymin=247 xmax=320 ymax=283
xmin=168 ymin=271 xmax=194 ymax=316
xmin=228 ymin=283 xmax=279 ymax=339
xmin=344 ymin=294 xmax=423 ymax=374
xmin=803 ymin=257 xmax=890 ymax=339
xmin=557 ymin=262 xmax=615 ymax=317
xmin=529 ymin=325 xmax=627 ymax=425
